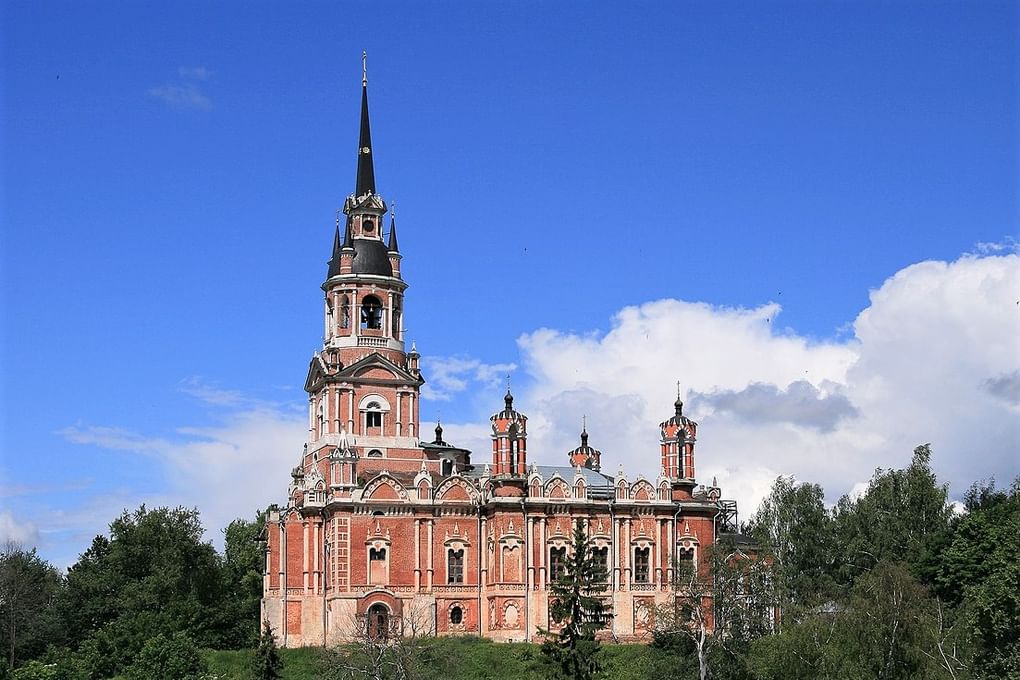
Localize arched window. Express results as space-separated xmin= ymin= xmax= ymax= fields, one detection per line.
xmin=340 ymin=295 xmax=350 ymax=329
xmin=549 ymin=547 xmax=567 ymax=583
xmin=367 ymin=449 xmax=383 ymax=458
xmin=450 ymin=605 xmax=463 ymax=625
xmin=369 ymin=547 xmax=387 ymax=585
xmin=592 ymin=547 xmax=609 ymax=578
xmin=678 ymin=547 xmax=695 ymax=580
xmin=634 ymin=547 xmax=650 ymax=583
xmin=441 ymin=459 xmax=453 ymax=476
xmin=367 ymin=603 xmax=389 ymax=641
xmin=361 ymin=295 xmax=383 ymax=330
xmin=448 ymin=549 xmax=464 ymax=584
xmin=365 ymin=400 xmax=383 ymax=433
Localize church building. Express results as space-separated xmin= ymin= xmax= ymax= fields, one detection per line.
xmin=262 ymin=64 xmax=742 ymax=646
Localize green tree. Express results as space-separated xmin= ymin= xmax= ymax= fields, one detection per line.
xmin=748 ymin=560 xmax=972 ymax=680
xmin=125 ymin=632 xmax=208 ymax=680
xmin=745 ymin=476 xmax=836 ymax=611
xmin=250 ymin=619 xmax=283 ymax=680
xmin=55 ymin=506 xmax=225 ymax=675
xmin=936 ymin=478 xmax=1020 ymax=679
xmin=652 ymin=538 xmax=776 ymax=680
xmin=0 ymin=543 xmax=63 ymax=669
xmin=832 ymin=444 xmax=953 ymax=586
xmin=538 ymin=519 xmax=612 ymax=680
xmin=221 ymin=511 xmax=268 ymax=648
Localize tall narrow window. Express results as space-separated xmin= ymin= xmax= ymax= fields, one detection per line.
xmin=365 ymin=401 xmax=383 ymax=434
xmin=448 ymin=549 xmax=464 ymax=584
xmin=678 ymin=547 xmax=695 ymax=581
xmin=592 ymin=547 xmax=609 ymax=579
xmin=634 ymin=547 xmax=650 ymax=583
xmin=392 ymin=304 xmax=401 ymax=339
xmin=369 ymin=547 xmax=387 ymax=585
xmin=509 ymin=438 xmax=519 ymax=472
xmin=340 ymin=295 xmax=350 ymax=329
xmin=450 ymin=605 xmax=463 ymax=625
xmin=549 ymin=547 xmax=567 ymax=583
xmin=361 ymin=295 xmax=383 ymax=329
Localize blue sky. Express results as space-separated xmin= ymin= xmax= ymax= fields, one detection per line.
xmin=2 ymin=2 xmax=1017 ymax=567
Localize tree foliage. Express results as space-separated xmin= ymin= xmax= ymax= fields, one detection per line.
xmin=745 ymin=476 xmax=835 ymax=610
xmin=652 ymin=538 xmax=776 ymax=680
xmin=222 ymin=512 xmax=269 ymax=648
xmin=125 ymin=632 xmax=208 ymax=680
xmin=249 ymin=619 xmax=283 ymax=680
xmin=538 ymin=519 xmax=612 ymax=680
xmin=832 ymin=444 xmax=953 ymax=586
xmin=0 ymin=544 xmax=63 ymax=670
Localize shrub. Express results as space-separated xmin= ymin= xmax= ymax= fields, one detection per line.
xmin=125 ymin=632 xmax=208 ymax=680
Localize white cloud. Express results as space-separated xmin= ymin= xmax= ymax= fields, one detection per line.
xmin=451 ymin=252 xmax=1019 ymax=519
xmin=0 ymin=511 xmax=39 ymax=546
xmin=421 ymin=356 xmax=516 ymax=401
xmin=52 ymin=404 xmax=305 ymax=562
xmin=37 ymin=252 xmax=1020 ymax=566
xmin=149 ymin=83 xmax=211 ymax=110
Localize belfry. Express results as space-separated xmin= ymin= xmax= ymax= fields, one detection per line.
xmin=262 ymin=60 xmax=743 ymax=645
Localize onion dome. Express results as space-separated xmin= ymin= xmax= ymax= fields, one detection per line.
xmin=567 ymin=425 xmax=602 ymax=471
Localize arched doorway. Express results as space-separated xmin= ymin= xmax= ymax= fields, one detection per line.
xmin=367 ymin=602 xmax=390 ymax=641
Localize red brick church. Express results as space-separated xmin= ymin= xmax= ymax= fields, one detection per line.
xmin=262 ymin=64 xmax=742 ymax=646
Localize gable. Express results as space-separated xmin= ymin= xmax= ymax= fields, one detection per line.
xmin=368 ymin=483 xmax=399 ymax=500
xmin=338 ymin=352 xmax=419 ymax=384
xmin=356 ymin=366 xmax=396 ymax=380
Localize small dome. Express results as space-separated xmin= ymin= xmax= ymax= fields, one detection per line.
xmin=351 ymin=238 xmax=393 ymax=276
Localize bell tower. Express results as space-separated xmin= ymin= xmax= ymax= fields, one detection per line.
xmin=490 ymin=389 xmax=528 ymax=478
xmin=304 ymin=54 xmax=423 ymax=460
xmin=659 ymin=392 xmax=698 ymax=499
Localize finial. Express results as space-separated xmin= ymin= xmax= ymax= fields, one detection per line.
xmin=391 ymin=200 xmax=396 ymax=218
xmin=362 ymin=50 xmax=368 ymax=86
xmin=677 ymin=381 xmax=682 ymax=399
xmin=335 ymin=208 xmax=341 ymax=229
xmin=582 ymin=414 xmax=587 ymax=433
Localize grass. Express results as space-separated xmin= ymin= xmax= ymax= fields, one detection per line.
xmin=201 ymin=637 xmax=690 ymax=680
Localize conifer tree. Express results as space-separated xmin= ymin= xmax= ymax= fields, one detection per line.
xmin=249 ymin=619 xmax=282 ymax=680
xmin=538 ymin=519 xmax=612 ymax=680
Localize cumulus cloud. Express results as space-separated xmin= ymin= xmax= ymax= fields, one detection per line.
xmin=34 ymin=252 xmax=1020 ymax=566
xmin=462 ymin=253 xmax=1019 ymax=518
xmin=44 ymin=399 xmax=306 ymax=565
xmin=421 ymin=356 xmax=516 ymax=401
xmin=0 ymin=511 xmax=39 ymax=546
xmin=983 ymin=369 xmax=1020 ymax=406
xmin=695 ymin=380 xmax=858 ymax=432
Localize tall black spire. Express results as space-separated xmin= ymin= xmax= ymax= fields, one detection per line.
xmin=355 ymin=51 xmax=376 ymax=197
xmin=387 ymin=213 xmax=399 ymax=252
